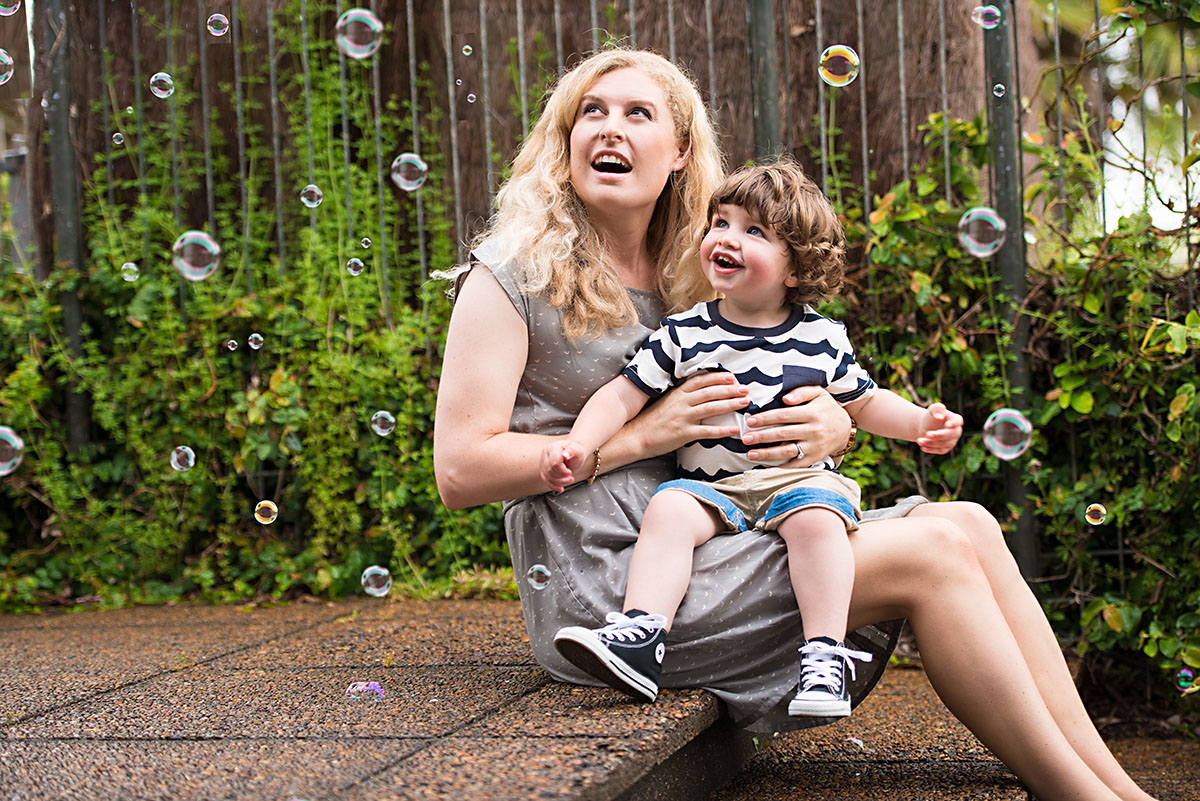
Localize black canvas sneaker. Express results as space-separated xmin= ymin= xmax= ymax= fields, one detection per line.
xmin=553 ymin=609 xmax=668 ymax=702
xmin=787 ymin=638 xmax=874 ymax=717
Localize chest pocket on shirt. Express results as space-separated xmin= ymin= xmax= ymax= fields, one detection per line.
xmin=782 ymin=364 xmax=828 ymax=393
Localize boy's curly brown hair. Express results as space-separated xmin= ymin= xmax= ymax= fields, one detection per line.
xmin=704 ymin=156 xmax=845 ymax=307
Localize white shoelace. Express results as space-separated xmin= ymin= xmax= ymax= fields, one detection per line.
xmin=798 ymin=640 xmax=874 ymax=692
xmin=597 ymin=610 xmax=668 ymax=642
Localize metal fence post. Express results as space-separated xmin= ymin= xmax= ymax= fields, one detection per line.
xmin=44 ymin=0 xmax=91 ymax=453
xmin=984 ymin=12 xmax=1035 ymax=578
xmin=747 ymin=0 xmax=780 ymax=158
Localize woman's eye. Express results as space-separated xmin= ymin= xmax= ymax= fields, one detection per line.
xmin=630 ymin=106 xmax=650 ymax=118
xmin=582 ymin=103 xmax=602 ymax=114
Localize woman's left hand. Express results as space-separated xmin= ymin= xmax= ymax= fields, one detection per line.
xmin=741 ymin=385 xmax=851 ymax=467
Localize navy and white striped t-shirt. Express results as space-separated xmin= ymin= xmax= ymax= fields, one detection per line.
xmin=622 ymin=300 xmax=876 ymax=481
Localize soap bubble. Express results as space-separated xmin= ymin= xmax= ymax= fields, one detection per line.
xmin=0 ymin=2 xmax=20 ymax=17
xmin=1084 ymin=503 xmax=1107 ymax=526
xmin=1176 ymin=667 xmax=1195 ymax=691
xmin=818 ymin=45 xmax=860 ymax=88
xmin=224 ymin=338 xmax=238 ymax=352
xmin=206 ymin=13 xmax=229 ymax=36
xmin=1027 ymin=458 xmax=1042 ymax=476
xmin=346 ymin=257 xmax=365 ymax=276
xmin=466 ymin=93 xmax=476 ymax=103
xmin=125 ymin=105 xmax=135 ymax=115
xmin=121 ymin=262 xmax=139 ymax=282
xmin=982 ymin=408 xmax=1032 ymax=461
xmin=455 ymin=79 xmax=462 ymax=86
xmin=334 ymin=8 xmax=384 ymax=60
xmin=461 ymin=44 xmax=473 ymax=56
xmin=247 ymin=333 xmax=264 ymax=351
xmin=992 ymin=83 xmax=1006 ymax=98
xmin=360 ymin=237 xmax=371 ymax=249
xmin=361 ymin=566 xmax=392 ymax=597
xmin=300 ymin=184 xmax=324 ymax=208
xmin=172 ymin=230 xmax=221 ymax=282
xmin=390 ymin=152 xmax=429 ymax=192
xmin=345 ymin=680 xmax=385 ymax=700
xmin=170 ymin=445 xmax=196 ymax=472
xmin=0 ymin=50 xmax=13 ymax=87
xmin=149 ymin=72 xmax=175 ymax=99
xmin=971 ymin=5 xmax=1002 ymax=29
xmin=112 ymin=132 xmax=124 ymax=145
xmin=370 ymin=410 xmax=396 ymax=437
xmin=254 ymin=500 xmax=278 ymax=525
xmin=0 ymin=426 xmax=25 ymax=477
xmin=957 ymin=206 xmax=1007 ymax=258
xmin=526 ymin=564 xmax=551 ymax=590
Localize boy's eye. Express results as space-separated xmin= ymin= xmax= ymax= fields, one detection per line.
xmin=712 ymin=218 xmax=727 ymax=229
xmin=747 ymin=225 xmax=764 ymax=237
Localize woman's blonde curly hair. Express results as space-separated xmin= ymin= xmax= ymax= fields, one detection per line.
xmin=705 ymin=157 xmax=846 ymax=308
xmin=445 ymin=48 xmax=725 ymax=340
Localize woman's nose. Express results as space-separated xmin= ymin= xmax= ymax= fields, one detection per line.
xmin=600 ymin=120 xmax=624 ymax=141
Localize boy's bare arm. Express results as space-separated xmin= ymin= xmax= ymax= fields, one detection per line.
xmin=569 ymin=375 xmax=652 ymax=453
xmin=845 ymin=389 xmax=962 ymax=453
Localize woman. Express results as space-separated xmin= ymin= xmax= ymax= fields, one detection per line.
xmin=432 ymin=48 xmax=1155 ymax=801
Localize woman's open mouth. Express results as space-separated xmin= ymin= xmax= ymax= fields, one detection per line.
xmin=591 ymin=153 xmax=632 ymax=174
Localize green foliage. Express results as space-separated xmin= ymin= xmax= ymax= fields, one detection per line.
xmin=0 ymin=1 xmax=504 ymax=612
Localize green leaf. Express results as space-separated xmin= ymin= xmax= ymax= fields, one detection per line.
xmin=1070 ymin=390 xmax=1094 ymax=414
xmin=1083 ymin=293 xmax=1102 ymax=314
xmin=1183 ymin=646 xmax=1200 ymax=669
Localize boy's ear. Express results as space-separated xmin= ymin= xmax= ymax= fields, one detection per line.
xmin=784 ymin=269 xmax=800 ymax=288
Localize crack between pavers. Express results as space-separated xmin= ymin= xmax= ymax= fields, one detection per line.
xmin=0 ymin=609 xmax=361 ymax=729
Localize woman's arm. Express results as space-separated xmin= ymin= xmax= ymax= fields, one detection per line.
xmin=434 ymin=266 xmax=578 ymax=508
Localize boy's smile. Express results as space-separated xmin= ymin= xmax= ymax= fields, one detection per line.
xmin=700 ymin=203 xmax=798 ymax=327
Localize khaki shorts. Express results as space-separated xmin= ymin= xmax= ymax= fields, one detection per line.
xmin=654 ymin=466 xmax=862 ymax=533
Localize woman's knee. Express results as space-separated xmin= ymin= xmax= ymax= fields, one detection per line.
xmin=917 ymin=501 xmax=1011 ymax=566
xmin=908 ymin=515 xmax=987 ymax=586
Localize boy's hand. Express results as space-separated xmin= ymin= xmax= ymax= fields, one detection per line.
xmin=539 ymin=440 xmax=587 ymax=493
xmin=916 ymin=403 xmax=963 ymax=454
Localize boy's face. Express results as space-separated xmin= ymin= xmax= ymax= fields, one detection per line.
xmin=700 ymin=203 xmax=798 ymax=314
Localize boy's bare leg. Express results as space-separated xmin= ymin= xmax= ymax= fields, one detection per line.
xmin=775 ymin=508 xmax=853 ymax=642
xmin=623 ymin=489 xmax=722 ymax=630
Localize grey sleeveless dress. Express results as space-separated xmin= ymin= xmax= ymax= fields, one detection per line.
xmin=472 ymin=242 xmax=926 ymax=733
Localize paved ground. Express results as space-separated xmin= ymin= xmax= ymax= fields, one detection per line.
xmin=0 ymin=597 xmax=1195 ymax=800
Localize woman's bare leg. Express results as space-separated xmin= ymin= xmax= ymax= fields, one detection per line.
xmin=623 ymin=489 xmax=720 ymax=630
xmin=846 ymin=515 xmax=1126 ymax=801
xmin=910 ymin=502 xmax=1155 ymax=801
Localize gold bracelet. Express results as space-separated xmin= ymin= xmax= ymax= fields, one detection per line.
xmin=587 ymin=448 xmax=602 ymax=484
xmin=832 ymin=420 xmax=858 ymax=458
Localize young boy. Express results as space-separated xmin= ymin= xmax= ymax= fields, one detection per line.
xmin=538 ymin=158 xmax=962 ymax=717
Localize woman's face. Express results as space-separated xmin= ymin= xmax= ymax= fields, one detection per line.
xmin=568 ymin=67 xmax=689 ymax=222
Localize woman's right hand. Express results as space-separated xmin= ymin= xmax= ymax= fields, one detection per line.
xmin=627 ymin=372 xmax=749 ymax=458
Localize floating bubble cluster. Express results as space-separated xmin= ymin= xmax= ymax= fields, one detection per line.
xmin=121 ymin=262 xmax=139 ymax=282
xmin=149 ymin=72 xmax=175 ymax=99
xmin=361 ymin=566 xmax=392 ymax=597
xmin=345 ymin=680 xmax=385 ymax=700
xmin=300 ymin=184 xmax=324 ymax=208
xmin=254 ymin=500 xmax=279 ymax=525
xmin=971 ymin=5 xmax=1002 ymax=29
xmin=172 ymin=230 xmax=221 ymax=282
xmin=1084 ymin=503 xmax=1107 ymax=526
xmin=0 ymin=2 xmax=21 ymax=17
xmin=390 ymin=152 xmax=429 ymax=192
xmin=982 ymin=408 xmax=1032 ymax=461
xmin=526 ymin=564 xmax=551 ymax=590
xmin=346 ymin=257 xmax=365 ymax=276
xmin=370 ymin=411 xmax=396 ymax=437
xmin=957 ymin=206 xmax=1007 ymax=258
xmin=247 ymin=333 xmax=264 ymax=351
xmin=334 ymin=8 xmax=384 ymax=60
xmin=818 ymin=45 xmax=860 ymax=88
xmin=0 ymin=426 xmax=25 ymax=477
xmin=170 ymin=445 xmax=196 ymax=472
xmin=0 ymin=50 xmax=13 ymax=87
xmin=206 ymin=13 xmax=229 ymax=36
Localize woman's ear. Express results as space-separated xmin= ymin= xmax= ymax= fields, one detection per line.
xmin=672 ymin=139 xmax=692 ymax=172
